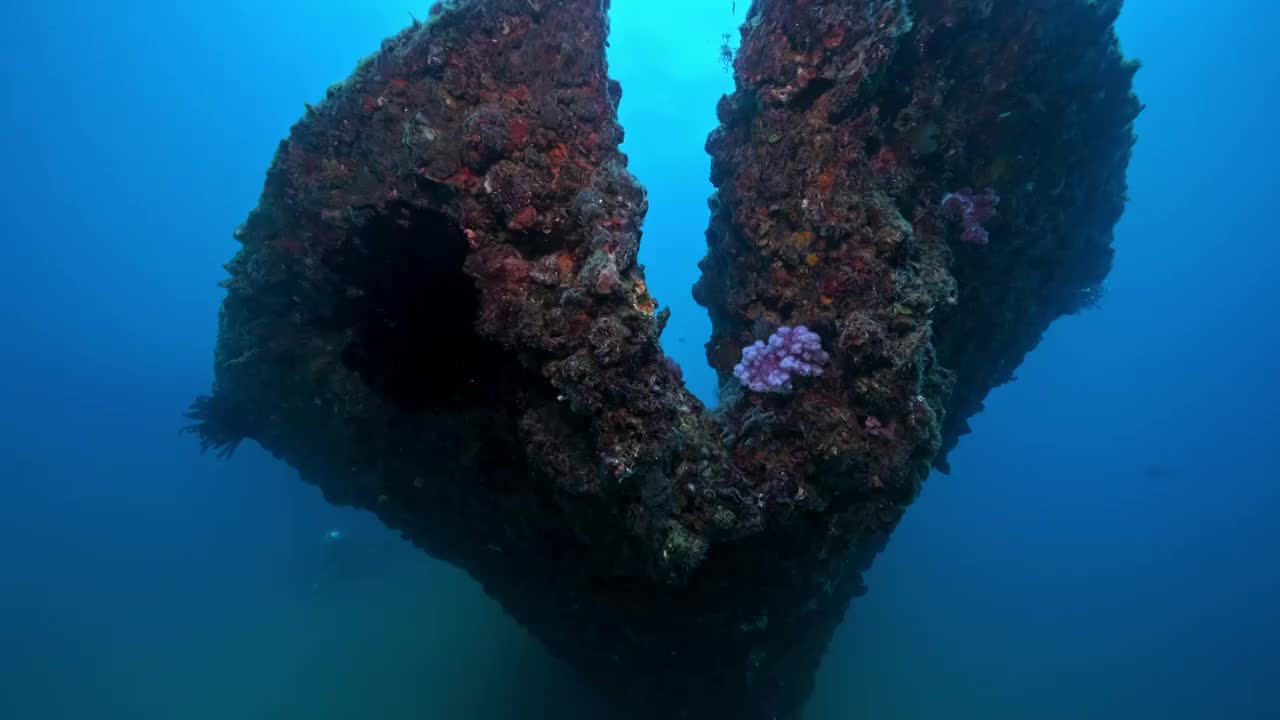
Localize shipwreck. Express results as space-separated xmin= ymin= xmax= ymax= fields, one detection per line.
xmin=188 ymin=0 xmax=1139 ymax=716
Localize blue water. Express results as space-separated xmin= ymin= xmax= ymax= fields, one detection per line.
xmin=2 ymin=1 xmax=1277 ymax=718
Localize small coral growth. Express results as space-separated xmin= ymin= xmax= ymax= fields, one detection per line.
xmin=733 ymin=326 xmax=830 ymax=393
xmin=942 ymin=187 xmax=1000 ymax=245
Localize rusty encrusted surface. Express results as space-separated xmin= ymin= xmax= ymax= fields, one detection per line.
xmin=189 ymin=0 xmax=1137 ymax=717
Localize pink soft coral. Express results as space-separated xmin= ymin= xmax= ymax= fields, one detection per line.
xmin=942 ymin=187 xmax=1000 ymax=245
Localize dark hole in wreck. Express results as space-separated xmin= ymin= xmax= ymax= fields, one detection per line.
xmin=303 ymin=200 xmax=556 ymax=516
xmin=323 ymin=201 xmax=523 ymax=414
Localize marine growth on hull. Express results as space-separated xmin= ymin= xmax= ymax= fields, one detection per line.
xmin=188 ymin=1 xmax=1139 ymax=717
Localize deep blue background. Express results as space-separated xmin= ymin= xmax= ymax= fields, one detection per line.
xmin=2 ymin=1 xmax=1276 ymax=717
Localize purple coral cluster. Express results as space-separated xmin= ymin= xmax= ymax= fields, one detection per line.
xmin=733 ymin=326 xmax=830 ymax=393
xmin=941 ymin=187 xmax=1000 ymax=245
